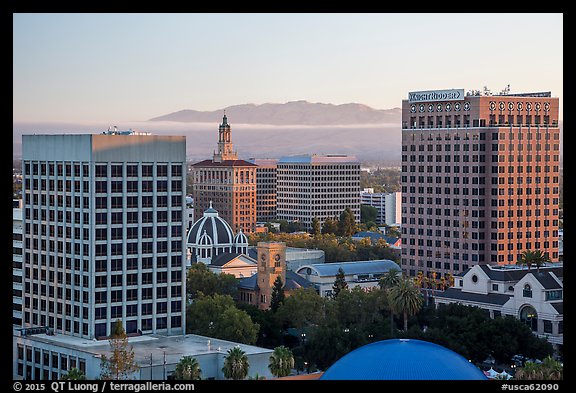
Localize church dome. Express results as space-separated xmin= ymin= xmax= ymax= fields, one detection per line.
xmin=197 ymin=230 xmax=213 ymax=246
xmin=187 ymin=203 xmax=234 ymax=247
xmin=233 ymin=229 xmax=248 ymax=245
xmin=320 ymin=339 xmax=487 ymax=380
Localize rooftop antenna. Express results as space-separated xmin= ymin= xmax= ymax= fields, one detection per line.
xmin=500 ymin=84 xmax=510 ymax=95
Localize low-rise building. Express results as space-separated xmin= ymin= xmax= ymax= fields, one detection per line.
xmin=434 ymin=264 xmax=563 ymax=351
xmin=13 ymin=332 xmax=273 ymax=380
xmin=295 ymin=260 xmax=401 ymax=298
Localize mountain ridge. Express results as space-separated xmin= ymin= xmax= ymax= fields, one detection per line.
xmin=149 ymin=100 xmax=401 ymax=125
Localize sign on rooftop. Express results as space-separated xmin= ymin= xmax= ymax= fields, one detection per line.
xmin=408 ymin=89 xmax=465 ymax=103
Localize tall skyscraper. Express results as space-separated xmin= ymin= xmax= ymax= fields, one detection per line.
xmin=276 ymin=154 xmax=361 ymax=229
xmin=20 ymin=131 xmax=187 ymax=339
xmin=191 ymin=115 xmax=257 ymax=233
xmin=401 ymin=88 xmax=561 ymax=279
xmin=247 ymin=158 xmax=278 ymax=222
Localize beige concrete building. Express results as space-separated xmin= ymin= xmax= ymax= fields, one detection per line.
xmin=401 ymin=88 xmax=561 ymax=279
xmin=276 ymin=154 xmax=361 ymax=230
xmin=191 ymin=115 xmax=257 ymax=233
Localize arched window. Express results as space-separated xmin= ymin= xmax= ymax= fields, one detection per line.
xmin=523 ymin=284 xmax=532 ymax=298
xmin=520 ymin=306 xmax=538 ymax=332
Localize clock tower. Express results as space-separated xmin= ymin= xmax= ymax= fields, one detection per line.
xmin=256 ymin=242 xmax=286 ymax=310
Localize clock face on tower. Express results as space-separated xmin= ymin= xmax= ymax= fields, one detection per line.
xmin=499 ymin=102 xmax=505 ymax=110
xmin=260 ymin=253 xmax=266 ymax=262
xmin=410 ymin=104 xmax=416 ymax=113
xmin=274 ymin=254 xmax=281 ymax=261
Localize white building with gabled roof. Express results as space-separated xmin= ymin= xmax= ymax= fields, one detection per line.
xmin=434 ymin=264 xmax=563 ymax=350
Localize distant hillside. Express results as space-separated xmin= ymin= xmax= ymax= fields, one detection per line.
xmin=149 ymin=100 xmax=401 ymax=125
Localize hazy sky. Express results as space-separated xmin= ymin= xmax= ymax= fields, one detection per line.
xmin=13 ymin=13 xmax=563 ymax=123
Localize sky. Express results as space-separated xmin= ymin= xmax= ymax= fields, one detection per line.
xmin=13 ymin=13 xmax=563 ymax=123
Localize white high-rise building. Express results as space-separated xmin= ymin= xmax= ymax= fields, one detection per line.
xmin=19 ymin=132 xmax=187 ymax=341
xmin=360 ymin=189 xmax=401 ymax=226
xmin=276 ymin=154 xmax=360 ymax=229
xmin=13 ymin=204 xmax=24 ymax=328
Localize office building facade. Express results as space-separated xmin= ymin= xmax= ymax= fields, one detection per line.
xmin=276 ymin=154 xmax=361 ymax=230
xmin=248 ymin=158 xmax=278 ymax=222
xmin=20 ymin=132 xmax=187 ymax=340
xmin=401 ymin=88 xmax=560 ymax=279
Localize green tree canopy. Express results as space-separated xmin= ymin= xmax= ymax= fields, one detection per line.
xmin=517 ymin=249 xmax=551 ymax=272
xmin=186 ymin=263 xmax=238 ymax=299
xmin=321 ymin=217 xmax=339 ymax=235
xmin=360 ymin=204 xmax=378 ymax=225
xmin=270 ymin=276 xmax=285 ymax=313
xmin=173 ymin=356 xmax=202 ymax=380
xmin=515 ymin=356 xmax=563 ymax=380
xmin=222 ymin=346 xmax=249 ymax=380
xmin=276 ymin=288 xmax=326 ymax=330
xmin=331 ymin=267 xmax=348 ymax=299
xmin=186 ymin=294 xmax=259 ymax=344
xmin=338 ymin=207 xmax=357 ymax=237
xmin=268 ymin=346 xmax=295 ymax=378
xmin=389 ymin=276 xmax=423 ymax=331
xmin=60 ymin=367 xmax=86 ymax=380
xmin=311 ymin=217 xmax=321 ymax=236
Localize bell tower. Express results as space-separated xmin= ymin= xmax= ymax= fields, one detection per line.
xmin=256 ymin=242 xmax=286 ymax=310
xmin=213 ymin=112 xmax=238 ymax=162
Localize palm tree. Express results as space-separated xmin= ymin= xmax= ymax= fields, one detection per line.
xmin=517 ymin=250 xmax=551 ymax=272
xmin=389 ymin=275 xmax=424 ymax=331
xmin=60 ymin=367 xmax=86 ymax=380
xmin=268 ymin=346 xmax=294 ymax=378
xmin=379 ymin=268 xmax=401 ymax=336
xmin=515 ymin=356 xmax=563 ymax=380
xmin=173 ymin=356 xmax=202 ymax=380
xmin=222 ymin=346 xmax=249 ymax=380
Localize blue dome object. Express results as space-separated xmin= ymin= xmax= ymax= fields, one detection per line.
xmin=320 ymin=339 xmax=488 ymax=380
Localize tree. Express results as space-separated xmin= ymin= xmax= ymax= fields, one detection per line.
xmin=389 ymin=276 xmax=423 ymax=331
xmin=270 ymin=276 xmax=285 ymax=312
xmin=311 ymin=217 xmax=321 ymax=236
xmin=514 ymin=356 xmax=563 ymax=380
xmin=517 ymin=250 xmax=551 ymax=273
xmin=100 ymin=320 xmax=140 ymax=380
xmin=338 ymin=207 xmax=357 ymax=236
xmin=222 ymin=346 xmax=249 ymax=380
xmin=60 ymin=367 xmax=86 ymax=380
xmin=187 ymin=263 xmax=238 ymax=299
xmin=360 ymin=205 xmax=378 ymax=225
xmin=379 ymin=268 xmax=401 ymax=336
xmin=186 ymin=294 xmax=259 ymax=344
xmin=322 ymin=217 xmax=339 ymax=235
xmin=332 ymin=267 xmax=348 ymax=299
xmin=276 ymin=288 xmax=326 ymax=331
xmin=268 ymin=346 xmax=295 ymax=378
xmin=173 ymin=356 xmax=202 ymax=380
